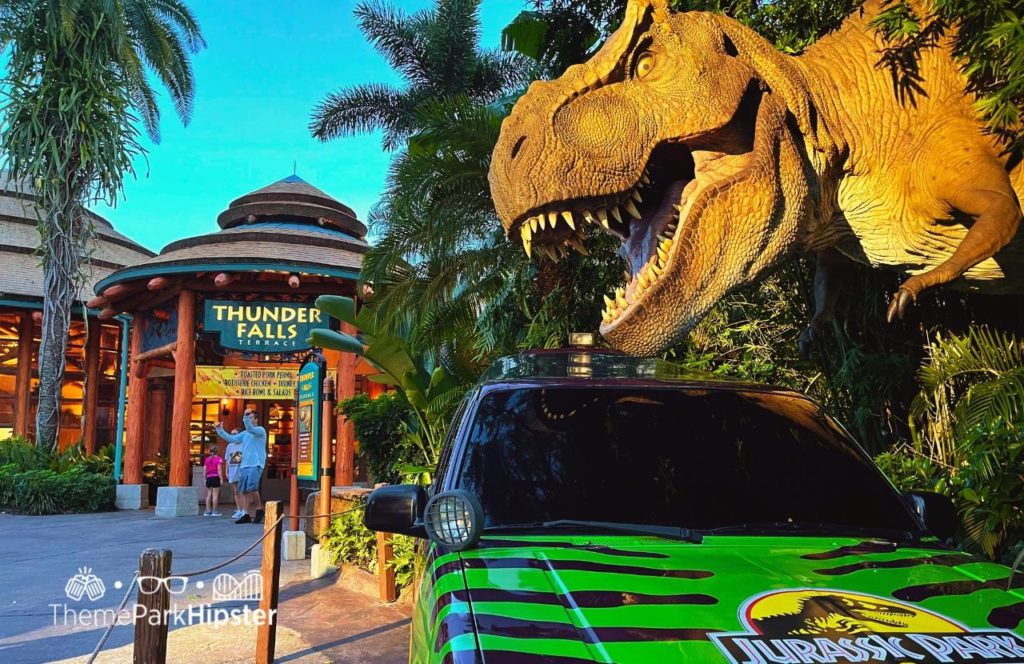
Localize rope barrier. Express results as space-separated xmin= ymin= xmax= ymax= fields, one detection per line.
xmin=85 ymin=572 xmax=138 ymax=664
xmin=83 ymin=505 xmax=366 ymax=660
xmin=174 ymin=506 xmax=364 ymax=577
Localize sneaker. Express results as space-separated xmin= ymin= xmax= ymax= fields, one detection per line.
xmin=253 ymin=509 xmax=265 ymax=524
xmin=209 ymin=512 xmax=221 ymax=517
xmin=235 ymin=514 xmax=252 ymax=524
xmin=202 ymin=511 xmax=212 ymax=517
xmin=231 ymin=510 xmax=244 ymax=519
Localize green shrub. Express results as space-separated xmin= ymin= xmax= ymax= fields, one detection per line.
xmin=321 ymin=498 xmax=416 ymax=590
xmin=2 ymin=466 xmax=115 ymax=515
xmin=13 ymin=469 xmax=61 ymax=515
xmin=877 ymin=421 xmax=1024 ymax=561
xmin=0 ymin=463 xmax=19 ymax=505
xmin=338 ymin=393 xmax=417 ymax=484
xmin=0 ymin=437 xmax=47 ymax=471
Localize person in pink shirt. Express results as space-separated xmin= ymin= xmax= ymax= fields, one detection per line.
xmin=203 ymin=444 xmax=227 ymax=517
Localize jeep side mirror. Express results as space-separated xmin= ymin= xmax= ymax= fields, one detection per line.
xmin=363 ymin=484 xmax=428 ymax=538
xmin=905 ymin=491 xmax=957 ymax=541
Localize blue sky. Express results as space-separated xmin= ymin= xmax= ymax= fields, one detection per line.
xmin=95 ymin=0 xmax=523 ymax=252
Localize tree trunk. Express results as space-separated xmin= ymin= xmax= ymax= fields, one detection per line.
xmin=35 ymin=208 xmax=81 ymax=451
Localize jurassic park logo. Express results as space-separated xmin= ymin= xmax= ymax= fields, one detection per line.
xmin=710 ymin=589 xmax=1024 ymax=664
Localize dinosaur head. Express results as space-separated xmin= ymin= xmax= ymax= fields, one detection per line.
xmin=489 ymin=0 xmax=814 ymax=355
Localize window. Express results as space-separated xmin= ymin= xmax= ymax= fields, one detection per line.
xmin=457 ymin=387 xmax=919 ymax=535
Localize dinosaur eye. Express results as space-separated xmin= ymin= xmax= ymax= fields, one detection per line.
xmin=635 ymin=54 xmax=654 ymax=79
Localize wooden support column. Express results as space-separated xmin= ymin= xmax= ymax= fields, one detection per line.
xmin=334 ymin=322 xmax=358 ymax=487
xmin=81 ymin=318 xmax=101 ymax=454
xmin=145 ymin=383 xmax=168 ymax=462
xmin=169 ymin=290 xmax=196 ymax=487
xmin=13 ymin=311 xmax=34 ymax=438
xmin=124 ymin=318 xmax=148 ymax=485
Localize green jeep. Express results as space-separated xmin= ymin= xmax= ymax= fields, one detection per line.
xmin=364 ymin=350 xmax=1024 ymax=663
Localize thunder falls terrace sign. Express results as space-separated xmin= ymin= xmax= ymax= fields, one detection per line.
xmin=203 ymin=300 xmax=323 ymax=351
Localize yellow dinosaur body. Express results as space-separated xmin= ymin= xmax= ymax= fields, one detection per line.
xmin=489 ymin=0 xmax=1023 ymax=355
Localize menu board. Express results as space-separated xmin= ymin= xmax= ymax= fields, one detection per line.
xmin=295 ymin=354 xmax=324 ymax=481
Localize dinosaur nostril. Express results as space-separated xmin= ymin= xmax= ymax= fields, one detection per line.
xmin=510 ymin=135 xmax=526 ymax=160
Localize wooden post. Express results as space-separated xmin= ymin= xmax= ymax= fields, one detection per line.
xmin=256 ymin=501 xmax=283 ymax=664
xmin=334 ymin=321 xmax=358 ymax=486
xmin=318 ymin=378 xmax=335 ymax=539
xmin=376 ymin=530 xmax=397 ymax=603
xmin=145 ymin=384 xmax=168 ymax=462
xmin=124 ymin=318 xmax=148 ymax=485
xmin=168 ymin=291 xmax=196 ymax=487
xmin=81 ymin=317 xmax=101 ymax=454
xmin=13 ymin=311 xmax=33 ymax=438
xmin=289 ymin=388 xmax=299 ymax=532
xmin=133 ymin=548 xmax=171 ymax=664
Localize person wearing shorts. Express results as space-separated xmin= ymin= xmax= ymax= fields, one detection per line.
xmin=224 ymin=432 xmax=244 ymax=519
xmin=203 ymin=444 xmax=226 ymax=516
xmin=217 ymin=409 xmax=266 ymax=524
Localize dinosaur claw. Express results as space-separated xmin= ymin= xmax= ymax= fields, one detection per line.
xmin=886 ymin=288 xmax=915 ymax=323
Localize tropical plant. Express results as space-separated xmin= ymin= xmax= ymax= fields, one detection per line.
xmin=310 ymin=295 xmax=469 ymax=467
xmin=337 ymin=392 xmax=419 ymax=484
xmin=0 ymin=0 xmax=204 ymax=450
xmin=309 ymin=0 xmax=524 ymax=150
xmin=321 ymin=499 xmax=417 ymax=590
xmin=910 ymin=327 xmax=1024 ymax=464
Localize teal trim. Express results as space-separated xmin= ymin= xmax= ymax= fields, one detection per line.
xmin=0 ymin=298 xmax=42 ymax=310
xmin=113 ymin=314 xmax=131 ymax=483
xmin=94 ymin=262 xmax=362 ymax=295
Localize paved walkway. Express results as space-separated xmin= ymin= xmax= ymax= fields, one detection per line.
xmin=0 ymin=509 xmax=410 ymax=663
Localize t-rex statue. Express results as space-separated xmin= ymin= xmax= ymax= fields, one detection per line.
xmin=488 ymin=0 xmax=1024 ymax=356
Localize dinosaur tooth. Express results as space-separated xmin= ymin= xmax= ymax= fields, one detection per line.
xmin=610 ymin=206 xmax=623 ymax=224
xmin=657 ymin=247 xmax=669 ymax=264
xmin=624 ymin=199 xmax=642 ymax=219
xmin=616 ymin=292 xmax=629 ymax=309
xmin=660 ymin=231 xmax=673 ymax=241
xmin=660 ymin=239 xmax=672 ymax=252
xmin=602 ymin=312 xmax=613 ymax=325
xmin=583 ymin=209 xmax=595 ymax=224
xmin=639 ymin=273 xmax=650 ymax=288
xmin=603 ymin=294 xmax=615 ymax=309
xmin=569 ymin=237 xmax=588 ymax=255
xmin=530 ymin=216 xmax=539 ymax=232
xmin=672 ymin=204 xmax=681 ymax=212
xmin=623 ymin=270 xmax=632 ymax=282
xmin=561 ymin=210 xmax=575 ymax=230
xmin=539 ymin=214 xmax=547 ymax=230
xmin=631 ymin=190 xmax=642 ymax=203
xmin=651 ymin=262 xmax=662 ymax=275
xmin=640 ymin=173 xmax=650 ymax=185
xmin=522 ymin=238 xmax=532 ymax=257
xmin=597 ymin=208 xmax=610 ymax=228
xmin=548 ymin=211 xmax=558 ymax=228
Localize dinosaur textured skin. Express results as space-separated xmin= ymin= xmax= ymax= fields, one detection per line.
xmin=488 ymin=0 xmax=1024 ymax=356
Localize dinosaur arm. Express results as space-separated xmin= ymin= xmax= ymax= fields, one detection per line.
xmin=888 ymin=166 xmax=1022 ymax=320
xmin=798 ymin=248 xmax=848 ymax=356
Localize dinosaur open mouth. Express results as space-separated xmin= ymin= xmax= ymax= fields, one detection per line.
xmin=511 ymin=139 xmax=749 ymax=328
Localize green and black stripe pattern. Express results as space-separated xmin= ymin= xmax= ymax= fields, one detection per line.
xmin=408 ymin=535 xmax=1024 ymax=663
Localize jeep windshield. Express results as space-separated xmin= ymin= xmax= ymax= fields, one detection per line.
xmin=455 ymin=386 xmax=921 ymax=538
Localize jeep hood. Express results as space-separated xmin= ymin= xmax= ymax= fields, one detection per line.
xmin=436 ymin=535 xmax=1024 ymax=663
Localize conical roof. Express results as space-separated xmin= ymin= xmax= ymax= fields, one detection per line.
xmin=95 ymin=175 xmax=367 ymax=298
xmin=216 ymin=174 xmax=367 ymax=238
xmin=0 ymin=174 xmax=154 ymax=302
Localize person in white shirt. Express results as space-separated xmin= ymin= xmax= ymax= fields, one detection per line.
xmin=215 ymin=409 xmax=267 ymax=524
xmin=220 ymin=430 xmax=244 ymax=519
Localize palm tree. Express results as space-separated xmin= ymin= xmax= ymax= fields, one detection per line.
xmin=0 ymin=0 xmax=205 ymax=450
xmin=310 ymin=0 xmax=523 ymax=150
